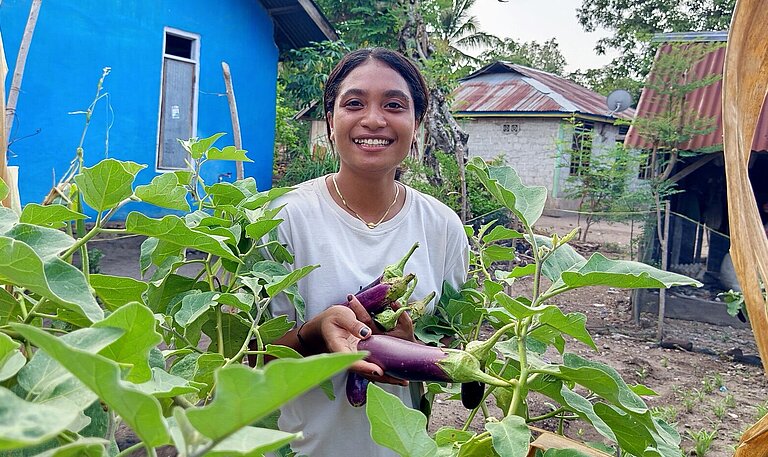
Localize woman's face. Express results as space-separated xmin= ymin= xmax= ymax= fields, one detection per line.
xmin=328 ymin=59 xmax=418 ymax=176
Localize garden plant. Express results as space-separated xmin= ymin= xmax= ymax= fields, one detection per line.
xmin=0 ymin=144 xmax=701 ymax=456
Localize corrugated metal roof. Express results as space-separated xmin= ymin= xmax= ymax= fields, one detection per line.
xmin=625 ymin=40 xmax=768 ymax=152
xmin=452 ymin=62 xmax=634 ymax=121
xmin=259 ymin=0 xmax=338 ymax=54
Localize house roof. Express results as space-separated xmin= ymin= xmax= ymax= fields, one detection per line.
xmin=452 ymin=61 xmax=634 ymax=122
xmin=624 ymin=33 xmax=768 ymax=152
xmin=260 ymin=0 xmax=338 ymax=54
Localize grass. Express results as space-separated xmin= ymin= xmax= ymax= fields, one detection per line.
xmin=687 ymin=428 xmax=718 ymax=456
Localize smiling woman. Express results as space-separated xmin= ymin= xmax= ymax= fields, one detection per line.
xmin=264 ymin=48 xmax=470 ymax=456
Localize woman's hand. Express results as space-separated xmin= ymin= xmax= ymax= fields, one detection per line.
xmin=345 ymin=295 xmax=416 ymax=342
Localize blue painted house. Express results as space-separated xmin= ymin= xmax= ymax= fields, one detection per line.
xmin=0 ymin=0 xmax=335 ymax=217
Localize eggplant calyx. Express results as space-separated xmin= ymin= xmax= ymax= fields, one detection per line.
xmin=437 ymin=349 xmax=514 ymax=388
xmin=374 ymin=306 xmax=412 ymax=331
xmin=382 ymin=242 xmax=420 ymax=281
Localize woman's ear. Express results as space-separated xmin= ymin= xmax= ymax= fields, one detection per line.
xmin=327 ymin=111 xmax=335 ymax=141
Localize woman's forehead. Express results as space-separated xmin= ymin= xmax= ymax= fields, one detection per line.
xmin=337 ymin=60 xmax=411 ymax=97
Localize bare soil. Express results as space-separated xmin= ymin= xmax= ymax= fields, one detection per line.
xmin=92 ymin=215 xmax=765 ymax=456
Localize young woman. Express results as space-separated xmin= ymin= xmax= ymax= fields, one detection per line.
xmin=269 ymin=48 xmax=469 ymax=456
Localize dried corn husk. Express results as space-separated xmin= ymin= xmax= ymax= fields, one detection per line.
xmin=723 ymin=0 xmax=768 ymax=455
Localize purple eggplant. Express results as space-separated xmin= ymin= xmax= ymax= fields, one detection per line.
xmin=374 ymin=291 xmax=436 ymax=331
xmin=358 ymin=242 xmax=419 ymax=293
xmin=353 ymin=274 xmax=415 ymax=314
xmin=357 ymin=335 xmax=512 ymax=387
xmin=461 ymin=381 xmax=485 ymax=409
xmin=346 ymin=372 xmax=370 ymax=407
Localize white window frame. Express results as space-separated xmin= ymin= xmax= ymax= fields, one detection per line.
xmin=155 ymin=27 xmax=201 ymax=171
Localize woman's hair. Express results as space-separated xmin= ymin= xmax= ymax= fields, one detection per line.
xmin=323 ymin=48 xmax=429 ymax=140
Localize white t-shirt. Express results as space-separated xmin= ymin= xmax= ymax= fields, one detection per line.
xmin=268 ymin=175 xmax=469 ymax=457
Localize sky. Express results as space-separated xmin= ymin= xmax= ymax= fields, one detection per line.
xmin=469 ymin=0 xmax=621 ymax=73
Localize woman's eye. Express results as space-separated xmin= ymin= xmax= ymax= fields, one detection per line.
xmin=385 ymin=102 xmax=405 ymax=110
xmin=344 ymin=100 xmax=363 ymax=108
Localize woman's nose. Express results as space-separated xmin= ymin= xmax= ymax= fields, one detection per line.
xmin=360 ymin=107 xmax=387 ymax=129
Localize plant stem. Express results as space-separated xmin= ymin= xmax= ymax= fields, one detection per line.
xmin=527 ymin=407 xmax=566 ymax=423
xmin=216 ymin=307 xmax=225 ymax=357
xmin=115 ymin=442 xmax=144 ymax=457
xmin=509 ymin=317 xmax=531 ymax=416
xmin=22 ymin=298 xmax=49 ymax=324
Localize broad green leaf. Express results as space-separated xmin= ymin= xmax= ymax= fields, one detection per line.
xmin=557 ymin=385 xmax=616 ymax=444
xmin=0 ymin=332 xmax=25 ymax=381
xmin=146 ymin=274 xmax=208 ymax=314
xmin=495 ymin=264 xmax=536 ymax=281
xmin=140 ymin=237 xmax=183 ymax=276
xmin=435 ymin=427 xmax=474 ymax=446
xmin=187 ymin=132 xmax=226 ymax=159
xmin=241 ymin=187 xmax=294 ymax=210
xmin=233 ymin=178 xmax=259 ymax=198
xmin=0 ymin=206 xmax=19 ymax=232
xmin=485 ymin=414 xmax=530 ymax=457
xmin=205 ymin=426 xmax=301 ymax=456
xmin=0 ymin=177 xmax=7 ymax=201
xmin=551 ymin=253 xmax=703 ymax=292
xmin=593 ymin=403 xmax=662 ymax=457
xmin=169 ymin=352 xmax=226 ymax=400
xmin=90 ymin=274 xmax=148 ymax=310
xmin=175 ymin=292 xmax=218 ymax=327
xmin=215 ymin=292 xmax=254 ymax=312
xmin=264 ymin=344 xmax=302 ymax=359
xmin=203 ymin=313 xmax=252 ymax=359
xmin=629 ymin=384 xmax=658 ymax=397
xmin=207 ymin=145 xmax=252 ymax=162
xmin=457 ymin=433 xmax=498 ymax=457
xmin=186 ymin=353 xmax=362 ymax=440
xmin=74 ymin=159 xmax=145 ymax=211
xmin=482 ymin=225 xmax=524 ymax=243
xmin=0 ymin=386 xmax=79 ymax=450
xmin=11 ymin=324 xmax=171 ymax=447
xmin=0 ymin=287 xmax=21 ymax=325
xmin=206 ymin=182 xmax=247 ymax=207
xmin=0 ymin=236 xmax=103 ymax=323
xmin=19 ymin=204 xmax=87 ymax=229
xmin=560 ymin=353 xmax=647 ymax=414
xmin=366 ymin=383 xmax=438 ymax=457
xmin=482 ymin=245 xmax=516 ymax=265
xmin=258 ymin=316 xmax=295 ymax=344
xmin=3 ymin=223 xmax=74 ymax=260
xmin=529 ymin=234 xmax=585 ymax=283
xmin=538 ymin=308 xmax=596 ymax=350
xmin=32 ymin=437 xmax=108 ymax=457
xmin=135 ymin=172 xmax=191 ymax=211
xmin=126 ymin=212 xmax=239 ymax=262
xmin=265 ymin=265 xmax=319 ymax=297
xmin=245 ymin=219 xmax=282 ymax=241
xmin=184 ymin=210 xmax=232 ymax=228
xmin=467 ymin=157 xmax=547 ymax=227
xmin=495 ymin=292 xmax=544 ymax=319
xmin=134 ymin=367 xmax=202 ymax=398
xmin=92 ymin=302 xmax=162 ymax=383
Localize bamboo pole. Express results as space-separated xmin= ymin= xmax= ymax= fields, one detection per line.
xmin=656 ymin=201 xmax=670 ymax=342
xmin=0 ymin=29 xmax=9 ymax=209
xmin=5 ymin=0 xmax=42 ymax=140
xmin=221 ymin=62 xmax=244 ymax=181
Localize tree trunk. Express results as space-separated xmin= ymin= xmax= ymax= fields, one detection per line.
xmin=398 ymin=0 xmax=469 ymax=222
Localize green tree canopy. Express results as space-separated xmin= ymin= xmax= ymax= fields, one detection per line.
xmin=479 ymin=37 xmax=567 ymax=75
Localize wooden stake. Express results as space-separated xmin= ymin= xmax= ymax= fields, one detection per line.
xmin=0 ymin=28 xmax=9 ymax=208
xmin=656 ymin=200 xmax=671 ymax=342
xmin=5 ymin=0 xmax=42 ymax=140
xmin=221 ymin=62 xmax=244 ymax=181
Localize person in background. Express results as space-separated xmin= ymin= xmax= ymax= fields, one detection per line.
xmin=266 ymin=48 xmax=469 ymax=456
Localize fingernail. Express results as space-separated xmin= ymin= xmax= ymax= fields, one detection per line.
xmin=347 ymin=294 xmax=354 ymax=302
xmin=372 ymin=369 xmax=382 ymax=377
xmin=360 ymin=326 xmax=370 ymax=337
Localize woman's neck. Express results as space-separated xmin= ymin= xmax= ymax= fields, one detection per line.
xmin=328 ymin=170 xmax=403 ymax=223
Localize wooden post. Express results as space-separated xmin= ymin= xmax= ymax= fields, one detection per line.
xmin=657 ymin=201 xmax=671 ymax=342
xmin=0 ymin=28 xmax=10 ymax=208
xmin=5 ymin=0 xmax=42 ymax=140
xmin=221 ymin=62 xmax=244 ymax=181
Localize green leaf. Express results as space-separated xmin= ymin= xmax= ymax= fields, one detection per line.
xmin=245 ymin=219 xmax=282 ymax=240
xmin=203 ymin=313 xmax=252 ymax=358
xmin=457 ymin=433 xmax=498 ymax=457
xmin=11 ymin=324 xmax=171 ymax=447
xmin=0 ymin=332 xmax=25 ymax=381
xmin=435 ymin=427 xmax=474 ymax=446
xmin=92 ymin=302 xmax=162 ymax=383
xmin=140 ymin=237 xmax=183 ymax=276
xmin=593 ymin=403 xmax=662 ymax=457
xmin=169 ymin=353 xmax=226 ymax=400
xmin=188 ymin=132 xmax=226 ymax=159
xmin=495 ymin=293 xmax=544 ymax=319
xmin=175 ymin=292 xmax=218 ymax=327
xmin=495 ymin=264 xmax=536 ymax=281
xmin=0 ymin=207 xmax=19 ymax=232
xmin=0 ymin=176 xmax=7 ymax=201
xmin=186 ymin=353 xmax=361 ymax=440
xmin=134 ymin=367 xmax=202 ymax=398
xmin=482 ymin=245 xmax=517 ymax=265
xmin=0 ymin=236 xmax=103 ymax=323
xmin=551 ymin=253 xmax=703 ymax=292
xmin=482 ymin=225 xmax=524 ymax=243
xmin=241 ymin=187 xmax=294 ymax=210
xmin=485 ymin=414 xmax=530 ymax=457
xmin=126 ymin=212 xmax=239 ymax=262
xmin=19 ymin=204 xmax=87 ymax=229
xmin=205 ymin=426 xmax=301 ymax=456
xmin=31 ymin=437 xmax=108 ymax=457
xmin=90 ymin=274 xmax=148 ymax=311
xmin=265 ymin=265 xmax=319 ymax=297
xmin=560 ymin=353 xmax=647 ymax=414
xmin=538 ymin=308 xmax=596 ymax=350
xmin=135 ymin=173 xmax=191 ymax=211
xmin=0 ymin=386 xmax=79 ymax=450
xmin=467 ymin=157 xmax=548 ymax=227
xmin=527 ymin=234 xmax=586 ymax=283
xmin=0 ymin=287 xmax=21 ymax=325
xmin=215 ymin=292 xmax=255 ymax=313
xmin=2 ymin=223 xmax=74 ymax=260
xmin=557 ymin=385 xmax=616 ymax=444
xmin=264 ymin=344 xmax=302 ymax=359
xmin=207 ymin=145 xmax=253 ymax=162
xmin=206 ymin=182 xmax=247 ymax=207
xmin=258 ymin=316 xmax=295 ymax=344
xmin=542 ymin=450 xmax=593 ymax=457
xmin=366 ymin=383 xmax=438 ymax=456
xmin=74 ymin=159 xmax=145 ymax=211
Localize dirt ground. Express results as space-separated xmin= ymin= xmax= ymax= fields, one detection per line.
xmin=91 ymin=214 xmax=765 ymax=456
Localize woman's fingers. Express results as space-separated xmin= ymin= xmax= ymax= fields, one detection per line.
xmin=346 ymin=294 xmax=375 ymax=330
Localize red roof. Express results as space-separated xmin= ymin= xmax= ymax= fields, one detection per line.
xmin=625 ymin=41 xmax=768 ymax=152
xmin=452 ymin=62 xmax=634 ymax=121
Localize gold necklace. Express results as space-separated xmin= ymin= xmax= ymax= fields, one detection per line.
xmin=331 ymin=173 xmax=400 ymax=229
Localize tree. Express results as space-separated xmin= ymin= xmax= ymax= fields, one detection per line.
xmin=315 ymin=0 xmax=404 ymax=49
xmin=577 ymin=0 xmax=734 ymax=79
xmin=479 ymin=38 xmax=567 ymax=75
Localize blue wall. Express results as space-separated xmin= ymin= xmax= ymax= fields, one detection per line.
xmin=1 ymin=0 xmax=278 ymax=218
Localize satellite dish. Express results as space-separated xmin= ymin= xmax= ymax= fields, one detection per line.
xmin=606 ymin=89 xmax=633 ymax=114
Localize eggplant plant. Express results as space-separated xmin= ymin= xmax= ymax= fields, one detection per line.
xmin=0 ymin=134 xmax=362 ymax=456
xmin=365 ymin=157 xmax=702 ymax=457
